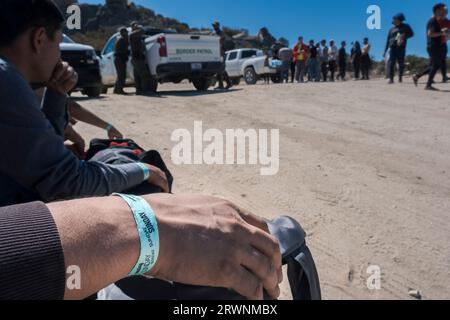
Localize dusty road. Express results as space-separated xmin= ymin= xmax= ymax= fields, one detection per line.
xmin=74 ymin=78 xmax=450 ymax=300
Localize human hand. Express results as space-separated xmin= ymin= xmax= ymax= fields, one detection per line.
xmin=107 ymin=125 xmax=124 ymax=140
xmin=47 ymin=61 xmax=78 ymax=95
xmin=145 ymin=194 xmax=283 ymax=300
xmin=145 ymin=164 xmax=169 ymax=193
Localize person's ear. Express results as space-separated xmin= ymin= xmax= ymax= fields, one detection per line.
xmin=30 ymin=27 xmax=47 ymax=54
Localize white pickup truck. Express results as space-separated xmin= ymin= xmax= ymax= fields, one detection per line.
xmin=224 ymin=48 xmax=263 ymax=85
xmin=225 ymin=48 xmax=283 ymax=85
xmin=99 ymin=28 xmax=223 ymax=92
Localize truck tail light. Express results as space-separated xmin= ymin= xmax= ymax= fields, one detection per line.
xmin=158 ymin=36 xmax=167 ymax=57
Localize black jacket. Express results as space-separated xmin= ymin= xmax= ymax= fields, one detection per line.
xmin=385 ymin=23 xmax=414 ymax=53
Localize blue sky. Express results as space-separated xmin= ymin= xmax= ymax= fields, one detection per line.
xmin=81 ymin=0 xmax=442 ymax=59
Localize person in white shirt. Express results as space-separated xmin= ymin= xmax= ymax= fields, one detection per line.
xmin=361 ymin=37 xmax=372 ymax=80
xmin=328 ymin=40 xmax=338 ymax=81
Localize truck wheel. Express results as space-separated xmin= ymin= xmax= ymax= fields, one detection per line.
xmin=83 ymin=87 xmax=102 ymax=98
xmin=244 ymin=67 xmax=257 ymax=85
xmin=193 ymin=78 xmax=212 ymax=91
xmin=271 ymin=74 xmax=282 ymax=84
xmin=231 ymin=77 xmax=241 ymax=86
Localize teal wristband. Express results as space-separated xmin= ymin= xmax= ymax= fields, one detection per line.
xmin=114 ymin=194 xmax=160 ymax=276
xmin=137 ymin=162 xmax=150 ymax=181
xmin=105 ymin=123 xmax=113 ymax=132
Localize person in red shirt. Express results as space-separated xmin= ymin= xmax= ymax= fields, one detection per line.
xmin=293 ymin=36 xmax=310 ymax=83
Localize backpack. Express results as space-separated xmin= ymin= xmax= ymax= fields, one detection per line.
xmin=86 ymin=139 xmax=174 ymax=194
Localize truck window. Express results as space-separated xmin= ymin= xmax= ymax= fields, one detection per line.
xmin=241 ymin=50 xmax=257 ymax=59
xmin=103 ymin=36 xmax=117 ymax=55
xmin=228 ymin=51 xmax=238 ymax=61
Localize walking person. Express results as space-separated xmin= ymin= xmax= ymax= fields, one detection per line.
xmin=414 ymin=4 xmax=449 ymax=85
xmin=328 ymin=40 xmax=338 ymax=81
xmin=337 ymin=41 xmax=347 ymax=81
xmin=384 ymin=13 xmax=414 ymax=84
xmin=424 ymin=3 xmax=449 ymax=90
xmin=293 ymin=36 xmax=309 ymax=83
xmin=319 ymin=40 xmax=329 ymax=82
xmin=361 ymin=37 xmax=372 ymax=80
xmin=351 ymin=41 xmax=362 ymax=80
xmin=307 ymin=40 xmax=318 ymax=81
xmin=384 ymin=48 xmax=391 ymax=79
xmin=113 ymin=28 xmax=130 ymax=95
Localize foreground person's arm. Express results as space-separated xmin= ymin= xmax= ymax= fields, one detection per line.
xmin=68 ymin=99 xmax=123 ymax=139
xmin=50 ymin=194 xmax=282 ymax=300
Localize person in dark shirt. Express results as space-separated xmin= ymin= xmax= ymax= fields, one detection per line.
xmin=129 ymin=23 xmax=153 ymax=95
xmin=114 ymin=28 xmax=130 ymax=95
xmin=307 ymin=40 xmax=318 ymax=82
xmin=337 ymin=41 xmax=347 ymax=81
xmin=0 ymin=0 xmax=168 ymax=206
xmin=319 ymin=39 xmax=329 ymax=82
xmin=414 ymin=4 xmax=449 ymax=88
xmin=213 ymin=21 xmax=232 ymax=90
xmin=315 ymin=43 xmax=322 ymax=81
xmin=351 ymin=41 xmax=362 ymax=80
xmin=384 ymin=13 xmax=414 ymax=84
xmin=425 ymin=3 xmax=449 ymax=90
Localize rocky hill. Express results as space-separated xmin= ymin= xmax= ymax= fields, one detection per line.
xmin=54 ymin=0 xmax=288 ymax=51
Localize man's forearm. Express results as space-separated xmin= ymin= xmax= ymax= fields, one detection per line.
xmin=49 ymin=197 xmax=140 ymax=300
xmin=1 ymin=194 xmax=281 ymax=300
xmin=41 ymin=88 xmax=68 ymax=137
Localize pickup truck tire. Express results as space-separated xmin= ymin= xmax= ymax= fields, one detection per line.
xmin=244 ymin=67 xmax=257 ymax=85
xmin=271 ymin=74 xmax=282 ymax=84
xmin=83 ymin=87 xmax=102 ymax=98
xmin=193 ymin=78 xmax=212 ymax=91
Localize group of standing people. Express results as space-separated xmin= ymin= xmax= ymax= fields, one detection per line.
xmin=114 ymin=22 xmax=154 ymax=95
xmin=275 ymin=4 xmax=448 ymax=89
xmin=287 ymin=36 xmax=372 ymax=83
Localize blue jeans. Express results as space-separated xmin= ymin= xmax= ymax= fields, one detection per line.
xmin=281 ymin=61 xmax=290 ymax=82
xmin=389 ymin=46 xmax=406 ymax=81
xmin=308 ymin=58 xmax=318 ymax=81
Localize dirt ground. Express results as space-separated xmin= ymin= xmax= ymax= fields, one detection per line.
xmin=73 ymin=77 xmax=450 ymax=300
